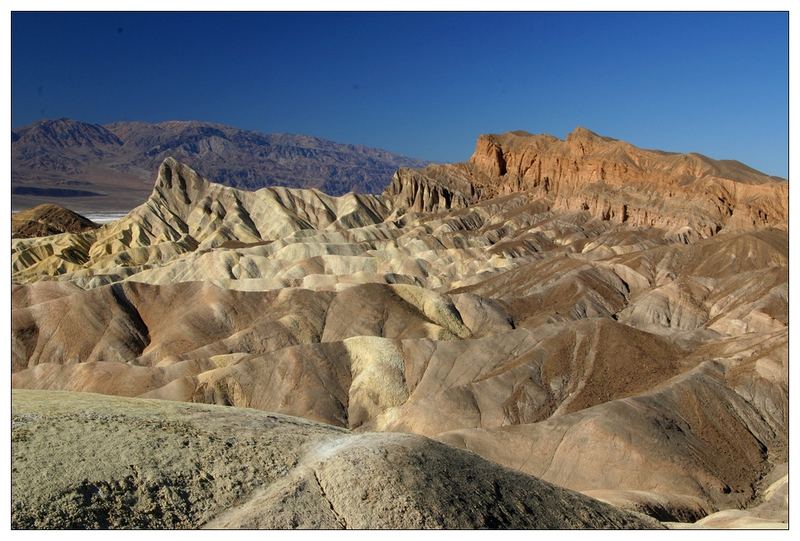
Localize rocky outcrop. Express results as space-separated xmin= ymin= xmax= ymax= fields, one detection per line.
xmin=11 ymin=158 xmax=397 ymax=284
xmin=383 ymin=166 xmax=474 ymax=215
xmin=392 ymin=128 xmax=787 ymax=239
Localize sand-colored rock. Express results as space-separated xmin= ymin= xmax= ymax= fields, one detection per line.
xmin=667 ymin=464 xmax=787 ymax=528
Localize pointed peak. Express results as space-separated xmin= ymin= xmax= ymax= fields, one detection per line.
xmin=566 ymin=126 xmax=602 ymax=140
xmin=157 ymin=156 xmax=206 ymax=179
xmin=156 ymin=156 xmax=183 ymax=184
xmin=153 ymin=157 xmax=209 ymax=205
xmin=565 ymin=127 xmax=620 ymax=151
xmin=160 ymin=156 xmax=180 ymax=170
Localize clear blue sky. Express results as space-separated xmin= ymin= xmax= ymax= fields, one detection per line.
xmin=12 ymin=12 xmax=788 ymax=177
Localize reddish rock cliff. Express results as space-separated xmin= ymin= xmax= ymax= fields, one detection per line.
xmin=387 ymin=128 xmax=787 ymax=238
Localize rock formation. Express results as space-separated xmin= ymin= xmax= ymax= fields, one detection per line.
xmin=10 ymin=128 xmax=788 ymax=529
xmin=388 ymin=128 xmax=787 ymax=238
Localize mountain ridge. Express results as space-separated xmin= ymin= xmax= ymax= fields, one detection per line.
xmin=12 ymin=118 xmax=430 ymax=211
xmin=386 ymin=127 xmax=787 ymax=239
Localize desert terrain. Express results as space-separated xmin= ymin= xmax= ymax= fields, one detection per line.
xmin=11 ymin=127 xmax=788 ymax=529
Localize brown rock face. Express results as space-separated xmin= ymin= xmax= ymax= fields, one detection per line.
xmin=383 ymin=165 xmax=474 ymax=215
xmin=385 ymin=128 xmax=787 ymax=239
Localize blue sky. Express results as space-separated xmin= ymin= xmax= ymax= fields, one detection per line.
xmin=12 ymin=12 xmax=788 ymax=177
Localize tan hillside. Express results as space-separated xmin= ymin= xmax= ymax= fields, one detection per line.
xmin=11 ymin=129 xmax=788 ymax=528
xmin=12 ymin=390 xmax=662 ymax=529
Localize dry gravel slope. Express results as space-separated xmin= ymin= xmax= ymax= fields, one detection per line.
xmin=12 ymin=390 xmax=662 ymax=529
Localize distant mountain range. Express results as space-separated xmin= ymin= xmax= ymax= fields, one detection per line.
xmin=11 ymin=118 xmax=430 ymax=211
